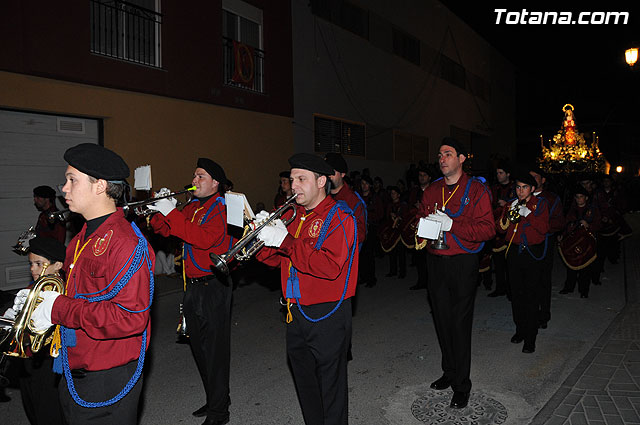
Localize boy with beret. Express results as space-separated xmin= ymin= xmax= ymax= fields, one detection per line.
xmin=21 ymin=143 xmax=154 ymax=425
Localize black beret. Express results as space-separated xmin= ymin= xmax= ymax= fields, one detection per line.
xmin=441 ymin=137 xmax=467 ymax=157
xmin=279 ymin=170 xmax=291 ymax=179
xmin=527 ymin=165 xmax=547 ymax=179
xmin=513 ymin=170 xmax=537 ymax=188
xmin=496 ymin=161 xmax=512 ymax=175
xmin=361 ymin=175 xmax=373 ymax=185
xmin=33 ymin=185 xmax=56 ymax=199
xmin=324 ymin=152 xmax=348 ymax=173
xmin=573 ymin=184 xmax=589 ymax=196
xmin=288 ymin=153 xmax=334 ymax=175
xmin=197 ymin=158 xmax=228 ymax=185
xmin=29 ymin=237 xmax=66 ymax=263
xmin=64 ymin=143 xmax=129 ymax=181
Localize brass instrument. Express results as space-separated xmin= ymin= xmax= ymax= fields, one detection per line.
xmin=431 ymin=203 xmax=449 ymax=250
xmin=0 ymin=265 xmax=65 ymax=358
xmin=123 ymin=186 xmax=197 ymax=216
xmin=12 ymin=226 xmax=36 ymax=254
xmin=47 ymin=209 xmax=70 ymax=223
xmin=507 ymin=199 xmax=526 ymax=224
xmin=210 ymin=193 xmax=298 ymax=275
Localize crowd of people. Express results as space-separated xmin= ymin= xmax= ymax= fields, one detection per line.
xmin=0 ymin=138 xmax=634 ymax=425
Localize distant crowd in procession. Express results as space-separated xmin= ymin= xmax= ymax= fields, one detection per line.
xmin=0 ymin=137 xmax=634 ymax=425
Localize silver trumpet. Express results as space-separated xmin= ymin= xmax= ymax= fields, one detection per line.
xmin=12 ymin=226 xmax=36 ymax=254
xmin=210 ymin=193 xmax=298 ymax=275
xmin=123 ymin=186 xmax=196 ymax=216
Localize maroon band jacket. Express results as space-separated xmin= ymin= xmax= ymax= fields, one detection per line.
xmin=150 ymin=194 xmax=232 ymax=278
xmin=498 ymin=196 xmax=550 ymax=246
xmin=332 ymin=182 xmax=366 ymax=246
xmin=256 ymin=195 xmax=359 ymax=306
xmin=51 ymin=209 xmax=154 ymax=371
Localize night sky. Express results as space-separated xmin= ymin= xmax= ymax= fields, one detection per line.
xmin=439 ymin=1 xmax=640 ymax=167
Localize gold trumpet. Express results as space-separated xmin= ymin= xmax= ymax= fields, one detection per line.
xmin=0 ymin=265 xmax=65 ymax=358
xmin=210 ymin=193 xmax=298 ymax=275
xmin=123 ymin=186 xmax=197 ymax=216
xmin=507 ymin=199 xmax=526 ymax=224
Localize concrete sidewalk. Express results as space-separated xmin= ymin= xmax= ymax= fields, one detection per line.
xmin=0 ymin=216 xmax=635 ymax=425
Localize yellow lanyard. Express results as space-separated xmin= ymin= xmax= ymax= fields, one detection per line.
xmin=441 ymin=185 xmax=459 ymax=211
xmin=50 ymin=236 xmax=92 ymax=357
xmin=182 ymin=206 xmax=205 ymax=291
xmin=286 ymin=211 xmax=314 ymax=324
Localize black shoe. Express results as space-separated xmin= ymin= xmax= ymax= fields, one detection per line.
xmin=511 ymin=334 xmax=524 ymax=344
xmin=409 ymin=284 xmax=426 ymax=290
xmin=430 ymin=375 xmax=452 ymax=390
xmin=487 ymin=290 xmax=506 ymax=297
xmin=593 ymin=281 xmax=602 ymax=286
xmin=450 ymin=391 xmax=470 ymax=409
xmin=522 ymin=343 xmax=536 ymax=354
xmin=559 ymin=289 xmax=572 ymax=294
xmin=202 ymin=416 xmax=230 ymax=425
xmin=193 ymin=405 xmax=208 ymax=417
xmin=581 ymin=293 xmax=588 ymax=298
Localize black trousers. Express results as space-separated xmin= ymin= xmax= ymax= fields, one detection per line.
xmin=564 ymin=266 xmax=594 ymax=296
xmin=358 ymin=237 xmax=376 ymax=285
xmin=287 ymin=299 xmax=352 ymax=425
xmin=388 ymin=244 xmax=406 ymax=276
xmin=59 ymin=360 xmax=142 ymax=425
xmin=184 ymin=276 xmax=233 ymax=421
xmin=506 ymin=244 xmax=545 ymax=345
xmin=19 ymin=356 xmax=66 ymax=425
xmin=415 ymin=249 xmax=428 ymax=288
xmin=537 ymin=239 xmax=555 ymax=325
xmin=492 ymin=247 xmax=509 ymax=295
xmin=426 ymin=253 xmax=478 ymax=393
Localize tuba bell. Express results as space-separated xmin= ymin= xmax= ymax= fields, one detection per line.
xmin=0 ymin=265 xmax=65 ymax=358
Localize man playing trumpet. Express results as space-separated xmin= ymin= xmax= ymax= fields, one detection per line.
xmin=254 ymin=153 xmax=359 ymax=425
xmin=148 ymin=158 xmax=233 ymax=425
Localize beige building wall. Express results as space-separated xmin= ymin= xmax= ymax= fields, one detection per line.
xmin=0 ymin=71 xmax=292 ymax=208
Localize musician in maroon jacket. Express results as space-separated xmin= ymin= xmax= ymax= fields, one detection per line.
xmin=255 ymin=153 xmax=358 ymax=425
xmin=497 ymin=172 xmax=549 ymax=354
xmin=358 ymin=175 xmax=383 ymax=287
xmin=417 ymin=138 xmax=495 ymax=409
xmin=529 ymin=167 xmax=564 ymax=330
xmin=27 ymin=143 xmax=154 ymax=425
xmin=33 ymin=185 xmax=66 ymax=243
xmin=407 ymin=164 xmax=434 ymax=290
xmin=325 ymin=152 xmax=366 ymax=247
xmin=559 ymin=185 xmax=601 ymax=299
xmin=149 ymin=158 xmax=234 ymax=425
xmin=487 ymin=162 xmax=515 ymax=297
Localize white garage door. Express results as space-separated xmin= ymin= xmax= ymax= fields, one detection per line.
xmin=0 ymin=110 xmax=99 ymax=290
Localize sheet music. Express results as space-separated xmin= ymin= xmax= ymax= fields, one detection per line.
xmin=225 ymin=191 xmax=254 ymax=227
xmin=134 ymin=165 xmax=152 ymax=191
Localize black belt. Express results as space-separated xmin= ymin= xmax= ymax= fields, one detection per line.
xmin=186 ymin=275 xmax=216 ymax=285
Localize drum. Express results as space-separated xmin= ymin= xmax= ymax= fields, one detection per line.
xmin=400 ymin=210 xmax=420 ymax=249
xmin=558 ymin=226 xmax=597 ymax=270
xmin=379 ymin=218 xmax=401 ymax=253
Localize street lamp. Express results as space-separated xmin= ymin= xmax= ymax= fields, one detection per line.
xmin=625 ymin=47 xmax=638 ymax=67
xmin=616 ymin=165 xmax=623 ymax=173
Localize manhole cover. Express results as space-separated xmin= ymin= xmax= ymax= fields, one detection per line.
xmin=411 ymin=390 xmax=508 ymax=424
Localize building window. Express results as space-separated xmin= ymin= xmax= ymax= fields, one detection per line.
xmin=439 ymin=54 xmax=466 ymax=90
xmin=222 ymin=0 xmax=265 ymax=93
xmin=393 ymin=130 xmax=428 ymax=162
xmin=314 ymin=114 xmax=366 ymax=157
xmin=310 ymin=0 xmax=369 ymax=39
xmin=392 ymin=28 xmax=420 ymax=66
xmin=90 ymin=0 xmax=162 ymax=67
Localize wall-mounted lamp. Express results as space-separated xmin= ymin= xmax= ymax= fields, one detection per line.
xmin=626 ymin=47 xmax=638 ymax=67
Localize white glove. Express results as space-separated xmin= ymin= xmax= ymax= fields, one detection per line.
xmin=258 ymin=219 xmax=289 ymax=247
xmin=155 ymin=187 xmax=171 ymax=197
xmin=12 ymin=288 xmax=30 ymax=313
xmin=2 ymin=307 xmax=17 ymax=321
xmin=250 ymin=210 xmax=272 ymax=230
xmin=428 ymin=210 xmax=453 ymax=232
xmin=519 ymin=205 xmax=532 ymax=217
xmin=148 ymin=197 xmax=177 ymax=216
xmin=30 ymin=291 xmax=61 ymax=332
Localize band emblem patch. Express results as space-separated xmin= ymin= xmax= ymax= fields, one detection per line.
xmin=93 ymin=230 xmax=113 ymax=257
xmin=308 ymin=219 xmax=323 ymax=238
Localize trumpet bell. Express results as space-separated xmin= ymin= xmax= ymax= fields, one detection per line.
xmin=0 ymin=273 xmax=65 ymax=358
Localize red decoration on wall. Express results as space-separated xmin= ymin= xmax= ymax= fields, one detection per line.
xmin=232 ymin=41 xmax=255 ymax=88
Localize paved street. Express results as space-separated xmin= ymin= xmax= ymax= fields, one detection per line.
xmin=1 ymin=217 xmax=636 ymax=424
